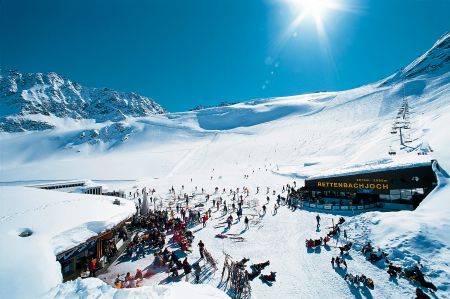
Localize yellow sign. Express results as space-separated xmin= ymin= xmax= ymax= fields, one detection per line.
xmin=317 ymin=181 xmax=389 ymax=190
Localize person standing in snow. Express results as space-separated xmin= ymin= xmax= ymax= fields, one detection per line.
xmin=226 ymin=215 xmax=232 ymax=230
xmin=198 ymin=240 xmax=205 ymax=259
xmin=194 ymin=263 xmax=201 ymax=284
xmin=244 ymin=216 xmax=249 ymax=230
xmin=344 ymin=229 xmax=348 ymax=241
xmin=89 ymin=257 xmax=97 ymax=277
xmin=273 ymin=203 xmax=279 ymax=215
xmin=183 ymin=258 xmax=192 ymax=281
xmin=316 ymin=214 xmax=321 ymax=229
xmin=237 ymin=207 xmax=242 ymax=222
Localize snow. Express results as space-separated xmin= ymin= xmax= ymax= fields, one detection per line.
xmin=43 ymin=279 xmax=230 ymax=299
xmin=0 ymin=187 xmax=135 ymax=299
xmin=307 ymin=155 xmax=433 ymax=180
xmin=0 ymin=34 xmax=449 ymax=298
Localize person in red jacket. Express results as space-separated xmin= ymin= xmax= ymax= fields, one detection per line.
xmin=89 ymin=257 xmax=97 ymax=277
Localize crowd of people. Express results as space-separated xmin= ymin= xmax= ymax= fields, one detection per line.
xmin=101 ymin=179 xmax=439 ymax=298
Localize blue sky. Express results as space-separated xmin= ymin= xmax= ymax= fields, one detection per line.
xmin=1 ymin=0 xmax=449 ymax=111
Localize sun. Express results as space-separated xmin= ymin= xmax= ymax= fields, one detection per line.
xmin=302 ymin=0 xmax=328 ymax=18
xmin=278 ymin=0 xmax=350 ymax=38
xmin=292 ymin=0 xmax=334 ymax=20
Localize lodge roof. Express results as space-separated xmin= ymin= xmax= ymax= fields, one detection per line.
xmin=307 ymin=156 xmax=434 ymax=181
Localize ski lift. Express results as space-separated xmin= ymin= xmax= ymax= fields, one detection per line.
xmin=388 ymin=146 xmax=396 ymax=156
xmin=390 ymin=129 xmax=397 ymax=134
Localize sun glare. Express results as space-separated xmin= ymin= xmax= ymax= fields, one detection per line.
xmin=301 ymin=0 xmax=328 ymax=18
xmin=268 ymin=0 xmax=358 ymax=83
xmin=274 ymin=0 xmax=352 ymax=48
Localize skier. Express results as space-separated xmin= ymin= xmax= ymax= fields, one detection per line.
xmin=202 ymin=215 xmax=207 ymax=227
xmin=266 ymin=196 xmax=270 ymax=203
xmin=316 ymin=214 xmax=321 ymax=229
xmin=194 ymin=263 xmax=201 ymax=284
xmin=273 ymin=203 xmax=278 ymax=215
xmin=183 ymin=258 xmax=192 ymax=281
xmin=344 ymin=229 xmax=348 ymax=241
xmin=237 ymin=207 xmax=242 ymax=222
xmin=198 ymin=240 xmax=205 ymax=259
xmin=331 ymin=257 xmax=335 ymax=268
xmin=226 ymin=216 xmax=232 ymax=230
xmin=244 ymin=216 xmax=249 ymax=230
xmin=262 ymin=205 xmax=267 ymax=215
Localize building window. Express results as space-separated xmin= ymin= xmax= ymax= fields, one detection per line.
xmin=389 ymin=189 xmax=401 ymax=200
xmin=401 ymin=189 xmax=412 ymax=200
xmin=60 ymin=259 xmax=75 ymax=276
xmin=380 ymin=194 xmax=390 ymax=200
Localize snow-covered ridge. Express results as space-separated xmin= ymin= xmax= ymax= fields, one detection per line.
xmin=381 ymin=32 xmax=450 ymax=85
xmin=0 ymin=69 xmax=165 ymax=132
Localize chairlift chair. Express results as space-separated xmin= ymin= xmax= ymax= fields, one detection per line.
xmin=388 ymin=146 xmax=396 ymax=156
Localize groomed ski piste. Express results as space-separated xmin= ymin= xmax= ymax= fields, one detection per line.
xmin=0 ymin=33 xmax=449 ymax=299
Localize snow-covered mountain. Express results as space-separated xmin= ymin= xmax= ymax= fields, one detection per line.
xmin=1 ymin=33 xmax=450 ymax=299
xmin=0 ymin=70 xmax=165 ymax=132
